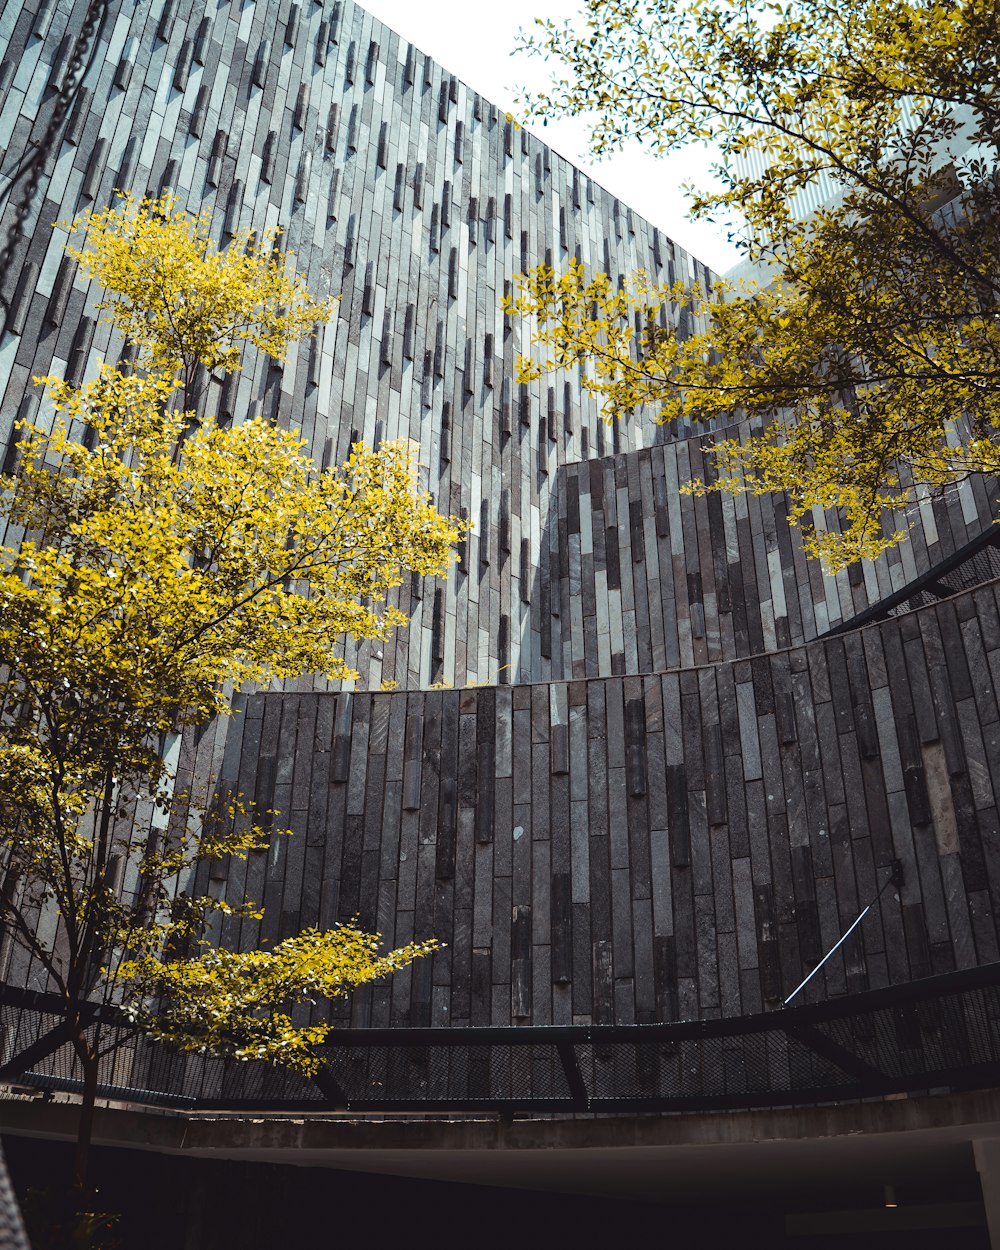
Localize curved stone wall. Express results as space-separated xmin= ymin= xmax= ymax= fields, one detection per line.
xmin=167 ymin=579 xmax=1000 ymax=1030
xmin=3 ymin=0 xmax=1000 ymax=1032
xmin=532 ymin=442 xmax=1000 ymax=682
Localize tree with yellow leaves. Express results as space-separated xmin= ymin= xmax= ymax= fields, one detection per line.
xmin=0 ymin=193 xmax=455 ymax=1192
xmin=508 ymin=0 xmax=1000 ymax=568
xmin=63 ymin=190 xmax=336 ymax=406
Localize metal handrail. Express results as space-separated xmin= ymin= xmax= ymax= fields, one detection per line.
xmin=1 ymin=962 xmax=998 ymax=1116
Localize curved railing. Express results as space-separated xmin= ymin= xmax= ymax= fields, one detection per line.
xmin=2 ymin=964 xmax=999 ymax=1115
xmin=824 ymin=525 xmax=1000 ymax=635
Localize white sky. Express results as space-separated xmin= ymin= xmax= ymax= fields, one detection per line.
xmin=358 ymin=0 xmax=743 ymax=274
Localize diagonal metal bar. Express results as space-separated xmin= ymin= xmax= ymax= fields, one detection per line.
xmin=823 ymin=524 xmax=1000 ymax=636
xmin=783 ymin=862 xmax=902 ymax=1006
xmin=556 ymin=1040 xmax=588 ymax=1109
xmin=0 ymin=965 xmax=996 ymax=1113
xmin=784 ymin=1022 xmax=885 ymax=1084
xmin=312 ymin=1063 xmax=351 ymax=1109
xmin=0 ymin=1019 xmax=78 ymax=1079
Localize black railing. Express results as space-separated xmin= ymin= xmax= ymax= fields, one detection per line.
xmin=825 ymin=525 xmax=1000 ymax=635
xmin=1 ymin=964 xmax=999 ymax=1115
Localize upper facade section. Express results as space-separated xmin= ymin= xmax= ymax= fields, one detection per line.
xmin=0 ymin=0 xmax=714 ymax=687
xmin=1 ymin=0 xmax=997 ymax=696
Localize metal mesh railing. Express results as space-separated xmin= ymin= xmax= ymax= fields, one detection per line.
xmin=887 ymin=541 xmax=1000 ymax=616
xmin=826 ymin=528 xmax=1000 ymax=636
xmin=1 ymin=964 xmax=999 ymax=1114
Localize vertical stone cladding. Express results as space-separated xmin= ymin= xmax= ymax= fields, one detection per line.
xmin=3 ymin=0 xmax=1000 ymax=1030
xmin=174 ymin=581 xmax=1000 ymax=1029
xmin=0 ymin=0 xmax=717 ymax=692
xmin=546 ymin=441 xmax=1000 ymax=680
xmin=2 ymin=0 xmax=997 ymax=691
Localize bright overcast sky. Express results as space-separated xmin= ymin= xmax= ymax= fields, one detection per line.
xmin=358 ymin=1 xmax=743 ymax=274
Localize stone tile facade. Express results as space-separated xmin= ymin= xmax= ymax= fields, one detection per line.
xmin=2 ymin=0 xmax=998 ymax=1027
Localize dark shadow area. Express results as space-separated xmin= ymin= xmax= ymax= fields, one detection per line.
xmin=1 ymin=1133 xmax=990 ymax=1250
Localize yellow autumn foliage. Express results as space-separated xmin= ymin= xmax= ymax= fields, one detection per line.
xmin=0 ymin=192 xmax=455 ymax=1113
xmin=510 ymin=0 xmax=1000 ymax=570
xmin=119 ymin=926 xmax=439 ymax=1074
xmin=63 ymin=191 xmax=337 ymax=389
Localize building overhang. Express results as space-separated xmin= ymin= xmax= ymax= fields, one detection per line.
xmin=1 ymin=1085 xmax=998 ymax=1207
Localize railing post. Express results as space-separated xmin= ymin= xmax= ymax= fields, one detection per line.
xmin=556 ymin=1041 xmax=588 ymax=1110
xmin=312 ymin=1064 xmax=350 ymax=1110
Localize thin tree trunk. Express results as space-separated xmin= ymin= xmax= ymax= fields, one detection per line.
xmin=73 ymin=1039 xmax=99 ymax=1192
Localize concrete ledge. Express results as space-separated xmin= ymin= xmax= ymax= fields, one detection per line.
xmin=2 ymin=1087 xmax=999 ymax=1201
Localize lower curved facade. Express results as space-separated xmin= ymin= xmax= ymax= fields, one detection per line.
xmin=167 ymin=578 xmax=1000 ymax=1034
